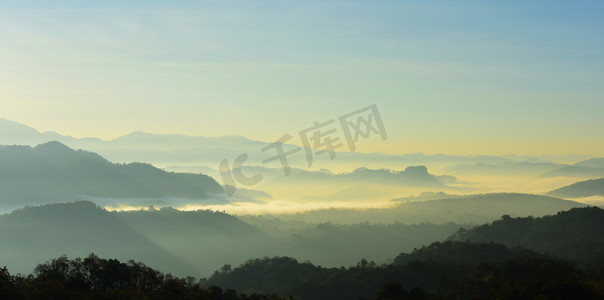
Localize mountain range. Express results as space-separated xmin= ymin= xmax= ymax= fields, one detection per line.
xmin=0 ymin=201 xmax=463 ymax=277
xmin=1 ymin=118 xmax=597 ymax=174
xmin=0 ymin=141 xmax=224 ymax=209
xmin=0 ymin=201 xmax=268 ymax=277
xmin=450 ymin=206 xmax=604 ymax=268
xmin=206 ymin=206 xmax=604 ymax=300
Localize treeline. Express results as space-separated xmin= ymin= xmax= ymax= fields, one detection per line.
xmin=205 ymin=242 xmax=604 ymax=300
xmin=2 ymin=245 xmax=603 ymax=299
xmin=0 ymin=254 xmax=286 ymax=300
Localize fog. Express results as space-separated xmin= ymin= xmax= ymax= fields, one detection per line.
xmin=0 ymin=124 xmax=602 ymax=281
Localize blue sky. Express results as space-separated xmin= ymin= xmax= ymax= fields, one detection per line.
xmin=1 ymin=0 xmax=603 ymax=155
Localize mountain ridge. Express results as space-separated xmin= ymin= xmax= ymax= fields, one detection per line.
xmin=547 ymin=178 xmax=604 ymax=198
xmin=0 ymin=141 xmax=225 ymax=208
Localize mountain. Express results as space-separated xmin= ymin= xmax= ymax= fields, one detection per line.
xmin=0 ymin=201 xmax=466 ymax=278
xmin=386 ymin=193 xmax=586 ymax=224
xmin=449 ymin=206 xmax=604 ymax=268
xmin=0 ymin=119 xmax=271 ymax=167
xmin=0 ymin=201 xmax=269 ymax=277
xmin=264 ymin=193 xmax=586 ymax=225
xmin=392 ymin=191 xmax=459 ymax=202
xmin=547 ymin=178 xmax=604 ymax=198
xmin=0 ymin=118 xmax=99 ymax=147
xmin=112 ymin=130 xmax=257 ymax=149
xmin=204 ymin=207 xmax=604 ymax=299
xmin=0 ymin=142 xmax=224 ymax=208
xmin=541 ymin=165 xmax=604 ymax=178
xmin=270 ymin=165 xmax=450 ymax=187
xmin=204 ymin=241 xmax=601 ymax=300
xmin=0 ymin=201 xmax=195 ymax=276
xmin=342 ymin=165 xmax=448 ymax=187
xmin=574 ymin=157 xmax=604 ymax=168
xmin=302 ymin=185 xmax=388 ymax=201
xmin=0 ymin=118 xmax=592 ymax=173
xmin=393 ymin=240 xmax=541 ymax=266
xmin=0 ymin=118 xmax=42 ymax=143
xmin=444 ymin=161 xmax=562 ymax=176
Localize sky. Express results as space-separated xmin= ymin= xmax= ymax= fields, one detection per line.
xmin=1 ymin=0 xmax=603 ymax=156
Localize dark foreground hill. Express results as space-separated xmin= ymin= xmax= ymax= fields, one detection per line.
xmin=3 ymin=242 xmax=601 ymax=300
xmin=203 ymin=207 xmax=604 ymax=299
xmin=449 ymin=206 xmax=604 ymax=268
xmin=0 ymin=142 xmax=224 ymax=208
xmin=0 ymin=254 xmax=287 ymax=300
xmin=204 ymin=242 xmax=603 ymax=300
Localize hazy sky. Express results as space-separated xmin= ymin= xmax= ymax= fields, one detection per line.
xmin=1 ymin=1 xmax=603 ymax=155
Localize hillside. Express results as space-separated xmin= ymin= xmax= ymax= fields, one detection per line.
xmin=393 ymin=241 xmax=541 ymax=266
xmin=266 ymin=193 xmax=586 ymax=225
xmin=0 ymin=201 xmax=467 ymax=277
xmin=0 ymin=201 xmax=269 ymax=277
xmin=547 ymin=178 xmax=604 ymax=198
xmin=444 ymin=161 xmax=562 ymax=176
xmin=449 ymin=206 xmax=604 ymax=268
xmin=0 ymin=142 xmax=224 ymax=208
xmin=541 ymin=165 xmax=604 ymax=178
xmin=574 ymin=158 xmax=604 ymax=169
xmin=204 ymin=207 xmax=604 ymax=299
xmin=204 ymin=241 xmax=602 ymax=300
xmin=270 ymin=165 xmax=450 ymax=187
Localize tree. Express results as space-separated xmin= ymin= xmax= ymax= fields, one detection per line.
xmin=376 ymin=281 xmax=407 ymax=300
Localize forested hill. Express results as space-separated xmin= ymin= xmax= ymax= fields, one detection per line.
xmin=204 ymin=241 xmax=603 ymax=300
xmin=449 ymin=206 xmax=604 ymax=268
xmin=203 ymin=207 xmax=604 ymax=299
xmin=3 ymin=206 xmax=604 ymax=299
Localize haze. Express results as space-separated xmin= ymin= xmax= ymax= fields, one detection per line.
xmin=1 ymin=1 xmax=603 ymax=155
xmin=1 ymin=2 xmax=604 ymax=299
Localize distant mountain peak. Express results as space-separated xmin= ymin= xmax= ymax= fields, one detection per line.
xmin=0 ymin=118 xmax=41 ymax=135
xmin=574 ymin=158 xmax=604 ymax=169
xmin=34 ymin=141 xmax=74 ymax=152
xmin=403 ymin=165 xmax=429 ymax=175
xmin=126 ymin=130 xmax=149 ymax=136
